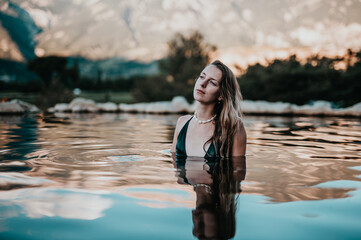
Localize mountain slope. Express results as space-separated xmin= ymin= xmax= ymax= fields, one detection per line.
xmin=0 ymin=1 xmax=41 ymax=61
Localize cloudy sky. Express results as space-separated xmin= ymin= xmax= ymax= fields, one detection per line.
xmin=1 ymin=0 xmax=361 ymax=67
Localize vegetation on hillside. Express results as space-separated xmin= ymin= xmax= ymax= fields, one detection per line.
xmin=1 ymin=31 xmax=360 ymax=108
xmin=133 ymin=31 xmax=216 ymax=102
xmin=238 ymin=50 xmax=361 ymax=107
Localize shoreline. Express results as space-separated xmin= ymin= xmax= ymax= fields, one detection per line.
xmin=1 ymin=96 xmax=360 ymax=118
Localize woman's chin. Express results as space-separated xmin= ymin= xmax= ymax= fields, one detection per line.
xmin=194 ymin=96 xmax=206 ymax=103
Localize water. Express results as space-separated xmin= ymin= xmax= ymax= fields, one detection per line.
xmin=0 ymin=113 xmax=360 ymax=240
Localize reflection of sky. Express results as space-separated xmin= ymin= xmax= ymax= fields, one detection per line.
xmin=0 ymin=187 xmax=196 ymax=240
xmin=234 ymin=181 xmax=361 ymax=240
xmin=1 ymin=183 xmax=361 ymax=239
xmin=0 ymin=188 xmax=113 ymax=220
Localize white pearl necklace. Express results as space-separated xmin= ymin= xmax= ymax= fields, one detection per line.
xmin=194 ymin=111 xmax=216 ymax=124
xmin=193 ymin=183 xmax=212 ymax=193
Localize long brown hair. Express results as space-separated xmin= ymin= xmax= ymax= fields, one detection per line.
xmin=206 ymin=60 xmax=243 ymax=157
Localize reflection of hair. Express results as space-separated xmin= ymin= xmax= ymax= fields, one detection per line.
xmin=192 ymin=158 xmax=241 ymax=239
xmin=213 ymin=158 xmax=237 ymax=238
xmin=207 ymin=60 xmax=243 ymax=157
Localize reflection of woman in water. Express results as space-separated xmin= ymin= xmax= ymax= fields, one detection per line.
xmin=171 ymin=60 xmax=246 ymax=158
xmin=173 ymin=156 xmax=246 ymax=239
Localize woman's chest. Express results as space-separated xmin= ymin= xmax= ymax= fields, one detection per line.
xmin=185 ymin=122 xmax=214 ymax=156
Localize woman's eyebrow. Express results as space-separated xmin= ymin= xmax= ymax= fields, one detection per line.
xmin=201 ymin=72 xmax=218 ymax=82
xmin=209 ymin=77 xmax=219 ymax=82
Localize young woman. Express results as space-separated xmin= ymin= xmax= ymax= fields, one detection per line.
xmin=171 ymin=60 xmax=246 ymax=158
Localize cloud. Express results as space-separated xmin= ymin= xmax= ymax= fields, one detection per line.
xmin=290 ymin=23 xmax=361 ymax=51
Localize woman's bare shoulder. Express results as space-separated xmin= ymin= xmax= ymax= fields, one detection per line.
xmin=232 ymin=117 xmax=247 ymax=156
xmin=236 ymin=117 xmax=246 ymax=136
xmin=176 ymin=114 xmax=193 ymax=126
xmin=174 ymin=114 xmax=192 ymax=133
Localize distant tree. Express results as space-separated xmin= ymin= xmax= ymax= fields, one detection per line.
xmin=238 ymin=54 xmax=345 ymax=105
xmin=66 ymin=58 xmax=80 ymax=87
xmin=339 ymin=50 xmax=361 ymax=106
xmin=132 ymin=75 xmax=176 ymax=102
xmin=134 ymin=31 xmax=216 ymax=102
xmin=35 ymin=75 xmax=73 ymax=109
xmin=27 ymin=56 xmax=67 ymax=86
xmin=27 ymin=56 xmax=76 ymax=109
xmin=159 ymin=30 xmax=216 ymax=82
xmin=27 ymin=56 xmax=79 ymax=88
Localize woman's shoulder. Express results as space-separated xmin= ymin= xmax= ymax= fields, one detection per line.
xmin=176 ymin=114 xmax=193 ymax=125
xmin=174 ymin=114 xmax=193 ymax=132
xmin=232 ymin=117 xmax=247 ymax=156
xmin=236 ymin=116 xmax=245 ymax=127
xmin=234 ymin=117 xmax=246 ymax=140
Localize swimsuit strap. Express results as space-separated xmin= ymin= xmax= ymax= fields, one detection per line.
xmin=176 ymin=116 xmax=193 ymax=156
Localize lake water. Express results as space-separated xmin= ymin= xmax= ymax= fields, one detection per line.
xmin=0 ymin=113 xmax=360 ymax=240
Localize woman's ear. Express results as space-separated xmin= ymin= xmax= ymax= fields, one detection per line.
xmin=218 ymin=97 xmax=222 ymax=101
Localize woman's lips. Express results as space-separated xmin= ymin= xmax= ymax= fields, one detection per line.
xmin=196 ymin=89 xmax=205 ymax=94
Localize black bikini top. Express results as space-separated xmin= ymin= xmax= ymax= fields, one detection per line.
xmin=176 ymin=116 xmax=217 ymax=159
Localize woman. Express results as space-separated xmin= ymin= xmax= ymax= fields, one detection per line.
xmin=171 ymin=60 xmax=246 ymax=158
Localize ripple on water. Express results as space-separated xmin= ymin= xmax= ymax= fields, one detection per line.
xmin=0 ymin=172 xmax=53 ymax=190
xmin=0 ymin=161 xmax=32 ymax=172
xmin=107 ymin=155 xmax=145 ymax=162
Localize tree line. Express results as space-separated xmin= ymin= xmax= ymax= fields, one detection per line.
xmin=1 ymin=31 xmax=360 ymax=108
xmin=238 ymin=51 xmax=361 ymax=107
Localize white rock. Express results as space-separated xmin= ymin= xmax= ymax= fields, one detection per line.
xmin=0 ymin=99 xmax=40 ymax=113
xmin=335 ymin=102 xmax=361 ymax=117
xmin=119 ymin=97 xmax=192 ymax=114
xmin=241 ymin=100 xmax=293 ymax=114
xmin=292 ymin=101 xmax=333 ymax=115
xmin=97 ymin=102 xmax=118 ymax=112
xmin=0 ymin=102 xmax=24 ymax=113
xmin=85 ymin=96 xmax=361 ymax=117
xmin=171 ymin=96 xmax=190 ymax=112
xmin=146 ymin=101 xmax=172 ymax=113
xmin=69 ymin=97 xmax=98 ymax=112
xmin=119 ymin=103 xmax=147 ymax=112
xmin=53 ymin=103 xmax=69 ymax=112
xmin=10 ymin=99 xmax=40 ymax=113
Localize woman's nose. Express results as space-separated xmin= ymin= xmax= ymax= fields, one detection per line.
xmin=200 ymin=79 xmax=207 ymax=88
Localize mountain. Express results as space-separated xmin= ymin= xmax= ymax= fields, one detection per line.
xmin=1 ymin=0 xmax=361 ymax=77
xmin=0 ymin=1 xmax=41 ymax=61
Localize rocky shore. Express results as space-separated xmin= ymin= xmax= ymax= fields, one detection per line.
xmin=0 ymin=99 xmax=40 ymax=114
xmin=1 ymin=96 xmax=361 ymax=117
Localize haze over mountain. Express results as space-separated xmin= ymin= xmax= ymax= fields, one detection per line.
xmin=1 ymin=0 xmax=361 ymax=69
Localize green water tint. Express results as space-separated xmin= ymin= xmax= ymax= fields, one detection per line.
xmin=0 ymin=114 xmax=360 ymax=239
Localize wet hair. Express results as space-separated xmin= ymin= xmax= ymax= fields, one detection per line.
xmin=192 ymin=156 xmax=246 ymax=239
xmin=205 ymin=60 xmax=243 ymax=157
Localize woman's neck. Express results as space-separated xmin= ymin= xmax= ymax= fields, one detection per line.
xmin=195 ymin=102 xmax=216 ymax=120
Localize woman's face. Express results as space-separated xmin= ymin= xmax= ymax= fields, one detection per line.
xmin=193 ymin=65 xmax=222 ymax=104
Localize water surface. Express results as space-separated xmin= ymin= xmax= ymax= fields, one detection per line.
xmin=0 ymin=113 xmax=360 ymax=239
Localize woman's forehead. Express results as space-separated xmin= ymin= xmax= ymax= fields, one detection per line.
xmin=202 ymin=65 xmax=222 ymax=81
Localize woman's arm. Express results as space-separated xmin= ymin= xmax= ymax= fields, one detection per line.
xmin=232 ymin=120 xmax=247 ymax=156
